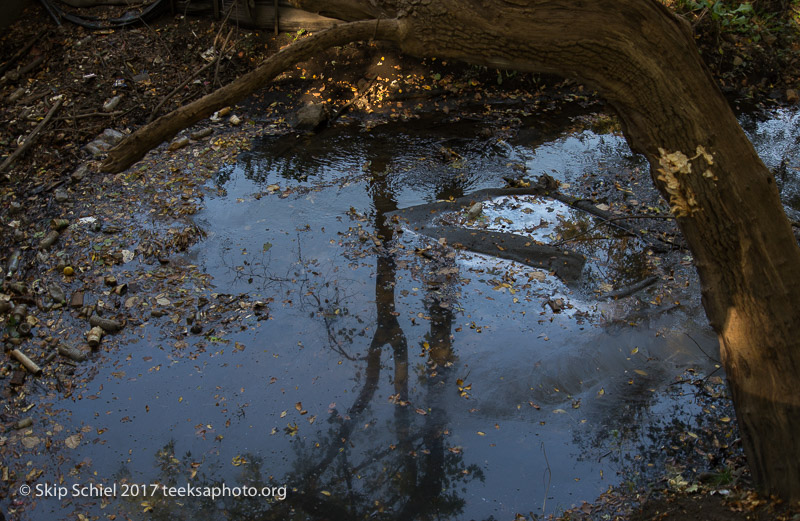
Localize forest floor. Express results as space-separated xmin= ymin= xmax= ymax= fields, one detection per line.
xmin=1 ymin=2 xmax=799 ymax=520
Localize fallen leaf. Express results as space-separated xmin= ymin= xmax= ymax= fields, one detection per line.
xmin=65 ymin=434 xmax=82 ymax=449
xmin=21 ymin=436 xmax=41 ymax=449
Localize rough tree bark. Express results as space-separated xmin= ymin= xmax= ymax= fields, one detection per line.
xmin=102 ymin=0 xmax=800 ymax=500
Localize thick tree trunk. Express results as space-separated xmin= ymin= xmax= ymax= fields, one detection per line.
xmin=103 ymin=0 xmax=800 ymax=499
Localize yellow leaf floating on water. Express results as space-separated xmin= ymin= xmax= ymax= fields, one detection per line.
xmin=232 ymin=455 xmax=248 ymax=466
xmin=597 ymin=388 xmax=605 ymax=396
xmin=415 ymin=408 xmax=427 ymax=416
xmin=25 ymin=468 xmax=43 ymax=481
xmin=631 ymin=347 xmax=639 ymax=355
xmin=719 ymin=417 xmax=732 ymax=423
xmin=320 ymin=490 xmax=331 ymax=496
xmin=141 ymin=502 xmax=153 ymax=513
xmin=634 ymin=369 xmax=648 ymax=376
xmin=477 ymin=431 xmax=486 ymax=436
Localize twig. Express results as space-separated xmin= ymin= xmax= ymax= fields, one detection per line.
xmin=0 ymin=97 xmax=64 ymax=176
xmin=17 ymin=90 xmax=50 ymax=105
xmin=274 ymin=0 xmax=279 ymax=35
xmin=540 ymin=442 xmax=552 ymax=519
xmin=148 ymin=60 xmax=217 ymax=122
xmin=214 ymin=27 xmax=235 ymax=88
xmin=0 ymin=29 xmax=48 ymax=77
xmin=55 ymin=110 xmax=126 ymax=120
xmin=19 ymin=55 xmax=46 ymax=77
xmin=2 ymin=56 xmax=47 ymax=85
xmin=551 ymin=214 xmax=675 ymax=247
xmin=211 ymin=2 xmax=237 ymax=88
xmin=150 ymin=9 xmax=235 ymax=122
xmin=600 ymin=275 xmax=659 ymax=300
xmin=550 ymin=192 xmax=683 ymax=251
xmin=685 ymin=332 xmax=721 ymax=364
xmin=328 ymin=77 xmax=377 ymax=125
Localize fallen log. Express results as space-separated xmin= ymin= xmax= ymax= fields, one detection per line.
xmin=388 ymin=183 xmax=587 ymax=282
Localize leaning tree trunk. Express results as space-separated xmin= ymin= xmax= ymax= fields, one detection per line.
xmin=103 ymin=0 xmax=800 ymax=499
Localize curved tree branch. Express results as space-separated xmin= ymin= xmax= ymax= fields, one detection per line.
xmin=100 ymin=18 xmax=402 ymax=173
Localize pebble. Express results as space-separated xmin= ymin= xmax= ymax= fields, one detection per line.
xmin=168 ymin=136 xmax=190 ymax=151
xmin=190 ymin=128 xmax=213 ymax=140
xmin=54 ymin=189 xmax=69 ymax=203
xmin=103 ymin=95 xmax=122 ymax=112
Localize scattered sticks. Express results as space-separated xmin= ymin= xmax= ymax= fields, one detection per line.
xmin=0 ymin=97 xmax=64 ymax=177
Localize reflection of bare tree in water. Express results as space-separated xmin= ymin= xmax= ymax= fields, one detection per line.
xmin=261 ymin=159 xmax=482 ymax=520
xmin=214 ymin=233 xmax=368 ymax=360
xmin=129 ymin=147 xmax=482 ymax=520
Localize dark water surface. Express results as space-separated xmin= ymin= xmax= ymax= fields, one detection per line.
xmin=12 ymin=106 xmax=800 ymax=520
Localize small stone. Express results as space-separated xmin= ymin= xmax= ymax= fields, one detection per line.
xmin=168 ymin=136 xmax=190 ymax=151
xmin=70 ymin=291 xmax=84 ymax=308
xmin=465 ymin=202 xmax=482 ymax=221
xmin=48 ymin=283 xmax=66 ymax=304
xmin=103 ymin=95 xmax=122 ymax=112
xmin=132 ymin=72 xmax=151 ymax=84
xmin=7 ymin=87 xmax=25 ymax=103
xmin=21 ymin=436 xmax=41 ymax=449
xmin=54 ymin=189 xmax=69 ymax=203
xmin=14 ymin=417 xmax=33 ymax=430
xmin=100 ymin=128 xmax=125 ymax=145
xmin=190 ymin=128 xmax=213 ymax=140
xmin=10 ymin=370 xmax=26 ymax=386
xmin=85 ymin=139 xmax=112 ymax=156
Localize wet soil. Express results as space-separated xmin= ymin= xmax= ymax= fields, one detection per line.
xmin=2 ymin=3 xmax=800 ymax=521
